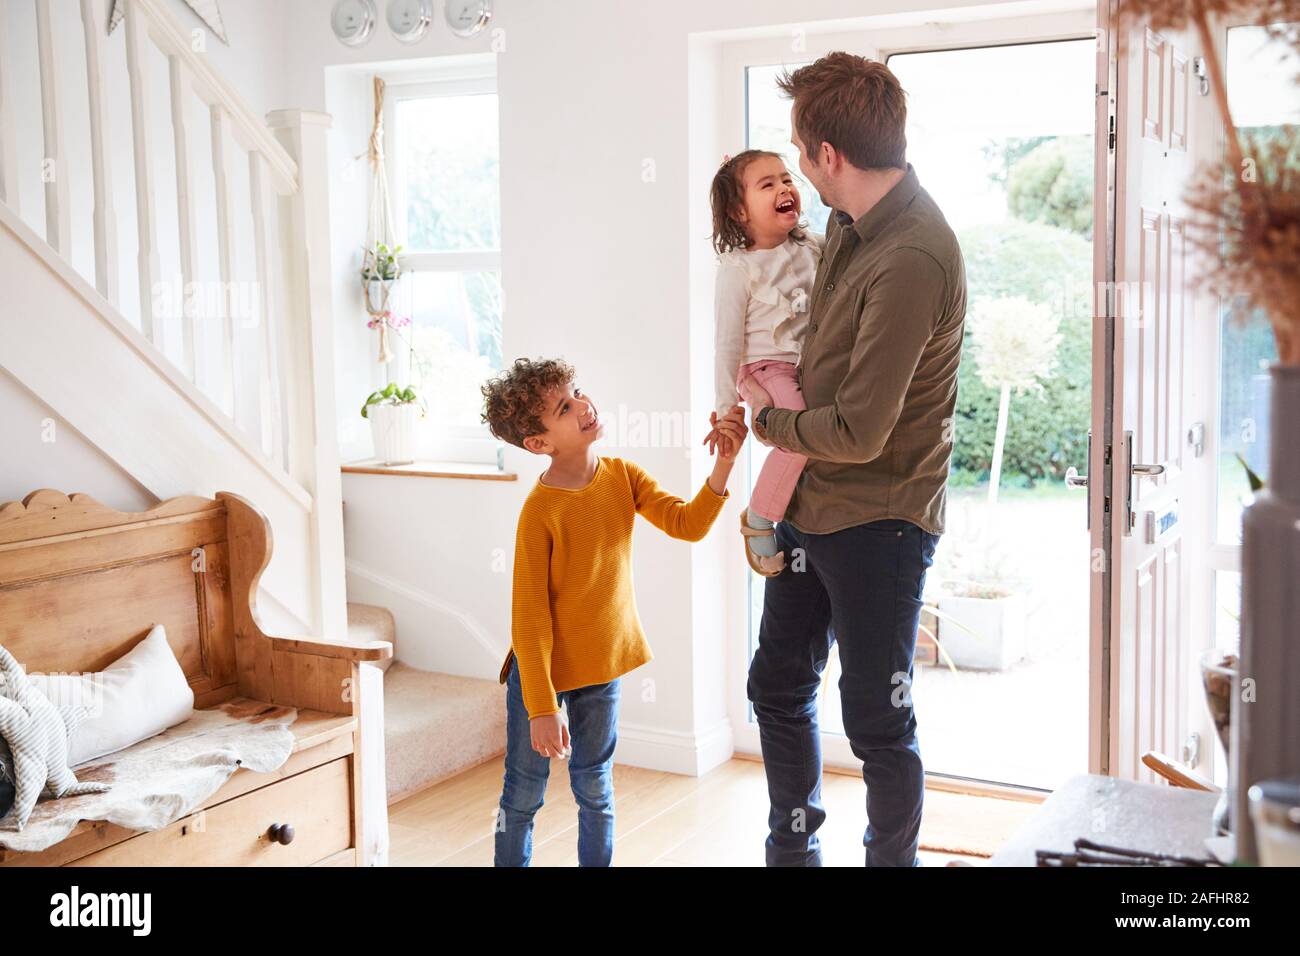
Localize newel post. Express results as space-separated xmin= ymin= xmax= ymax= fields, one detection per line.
xmin=265 ymin=109 xmax=348 ymax=641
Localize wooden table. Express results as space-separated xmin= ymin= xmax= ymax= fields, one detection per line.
xmin=989 ymin=774 xmax=1222 ymax=866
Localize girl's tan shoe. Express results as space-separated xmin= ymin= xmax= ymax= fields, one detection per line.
xmin=740 ymin=508 xmax=785 ymax=577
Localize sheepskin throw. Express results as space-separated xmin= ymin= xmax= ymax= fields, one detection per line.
xmin=0 ymin=698 xmax=297 ymax=854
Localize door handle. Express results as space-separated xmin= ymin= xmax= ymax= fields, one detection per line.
xmin=1131 ymin=463 xmax=1165 ymax=477
xmin=1066 ymin=430 xmax=1092 ymax=531
xmin=1123 ymin=431 xmax=1166 ymax=535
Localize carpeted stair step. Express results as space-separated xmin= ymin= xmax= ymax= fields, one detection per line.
xmin=381 ymin=663 xmax=506 ymax=803
xmin=347 ymin=602 xmax=506 ymax=803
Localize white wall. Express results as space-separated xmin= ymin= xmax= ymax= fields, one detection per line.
xmin=273 ymin=0 xmax=1065 ymax=774
xmin=0 ymin=368 xmax=155 ymax=509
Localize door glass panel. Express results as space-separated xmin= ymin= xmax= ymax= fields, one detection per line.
xmin=1215 ymin=24 xmax=1296 ymax=543
xmin=742 ymin=40 xmax=1096 ymax=789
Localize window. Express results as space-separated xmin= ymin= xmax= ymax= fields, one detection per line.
xmin=385 ymin=70 xmax=502 ymax=463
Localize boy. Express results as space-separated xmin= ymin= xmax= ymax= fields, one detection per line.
xmin=480 ymin=357 xmax=747 ymax=866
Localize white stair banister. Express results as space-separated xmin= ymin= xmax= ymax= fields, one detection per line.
xmin=35 ymin=0 xmax=70 ymax=258
xmin=80 ymin=0 xmax=119 ymax=308
xmin=168 ymin=54 xmax=199 ymax=381
xmin=267 ymin=108 xmax=347 ymax=641
xmin=124 ymin=0 xmax=161 ymax=346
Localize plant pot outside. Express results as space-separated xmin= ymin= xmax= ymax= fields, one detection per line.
xmin=935 ymin=590 xmax=1027 ymax=671
xmin=369 ymin=402 xmax=421 ymax=465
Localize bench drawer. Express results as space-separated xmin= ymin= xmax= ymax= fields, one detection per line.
xmin=68 ymin=758 xmax=354 ymax=867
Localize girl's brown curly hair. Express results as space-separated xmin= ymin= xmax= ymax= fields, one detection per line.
xmin=480 ymin=357 xmax=577 ymax=448
xmin=710 ymin=149 xmax=806 ymax=254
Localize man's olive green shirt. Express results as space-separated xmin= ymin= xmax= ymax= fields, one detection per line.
xmin=762 ymin=164 xmax=966 ymax=536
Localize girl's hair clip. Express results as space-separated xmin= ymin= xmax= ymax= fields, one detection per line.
xmin=720 ymin=153 xmax=732 ymax=166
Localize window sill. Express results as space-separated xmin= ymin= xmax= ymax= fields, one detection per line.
xmin=341 ymin=459 xmax=517 ymax=482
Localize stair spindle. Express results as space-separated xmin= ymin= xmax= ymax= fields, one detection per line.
xmin=34 ymin=0 xmax=70 ymax=258
xmin=169 ymin=55 xmax=200 ymax=384
xmin=210 ymin=105 xmax=241 ymax=424
xmin=0 ymin=1 xmax=19 ymax=210
xmin=250 ymin=152 xmax=287 ymax=469
xmin=124 ymin=0 xmax=161 ymax=345
xmin=80 ymin=0 xmax=119 ymax=307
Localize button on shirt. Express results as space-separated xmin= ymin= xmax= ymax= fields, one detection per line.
xmin=761 ymin=164 xmax=967 ymax=535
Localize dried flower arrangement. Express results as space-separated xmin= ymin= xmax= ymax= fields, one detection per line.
xmin=1115 ymin=1 xmax=1300 ymax=364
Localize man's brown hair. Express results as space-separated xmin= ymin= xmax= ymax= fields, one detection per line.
xmin=480 ymin=357 xmax=576 ymax=448
xmin=777 ymin=52 xmax=907 ymax=171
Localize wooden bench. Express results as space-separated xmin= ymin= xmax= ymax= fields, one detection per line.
xmin=0 ymin=489 xmax=392 ymax=866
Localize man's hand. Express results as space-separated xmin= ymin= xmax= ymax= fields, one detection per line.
xmin=738 ymin=374 xmax=774 ymax=411
xmin=530 ymin=712 xmax=570 ymax=759
xmin=739 ymin=375 xmax=776 ymax=447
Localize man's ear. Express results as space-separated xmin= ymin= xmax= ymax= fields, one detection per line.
xmin=820 ymin=140 xmax=839 ymax=174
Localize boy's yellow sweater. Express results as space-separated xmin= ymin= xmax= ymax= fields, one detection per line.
xmin=500 ymin=456 xmax=729 ymax=719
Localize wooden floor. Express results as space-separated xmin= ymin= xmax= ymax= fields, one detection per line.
xmin=388 ymin=756 xmax=1042 ymax=866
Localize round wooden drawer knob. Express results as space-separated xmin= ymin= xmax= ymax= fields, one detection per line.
xmin=267 ymin=823 xmax=296 ymax=846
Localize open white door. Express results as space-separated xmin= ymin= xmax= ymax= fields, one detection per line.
xmin=1094 ymin=1 xmax=1219 ymax=782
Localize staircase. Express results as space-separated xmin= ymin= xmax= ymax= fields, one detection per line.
xmin=347 ymin=604 xmax=506 ymax=802
xmin=0 ymin=0 xmax=344 ymax=635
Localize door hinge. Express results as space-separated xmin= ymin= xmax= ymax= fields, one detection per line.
xmin=191 ymin=547 xmax=207 ymax=573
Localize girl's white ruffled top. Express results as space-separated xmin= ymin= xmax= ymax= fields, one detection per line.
xmin=714 ymin=231 xmax=824 ymax=415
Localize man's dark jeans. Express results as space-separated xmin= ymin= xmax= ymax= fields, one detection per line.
xmin=747 ymin=517 xmax=939 ymax=867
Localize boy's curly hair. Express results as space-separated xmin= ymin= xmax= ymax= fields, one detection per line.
xmin=480 ymin=357 xmax=576 ymax=448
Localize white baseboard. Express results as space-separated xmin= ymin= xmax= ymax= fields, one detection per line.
xmin=615 ymin=717 xmax=734 ymax=776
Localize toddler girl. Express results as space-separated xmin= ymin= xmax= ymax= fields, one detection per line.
xmin=708 ymin=149 xmax=823 ymax=576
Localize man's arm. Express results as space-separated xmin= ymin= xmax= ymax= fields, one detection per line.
xmin=761 ymin=247 xmax=947 ymax=464
xmin=510 ymin=509 xmax=561 ymax=720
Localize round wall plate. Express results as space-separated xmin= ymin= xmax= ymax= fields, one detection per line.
xmin=445 ymin=0 xmax=493 ymax=38
xmin=386 ymin=0 xmax=432 ymax=44
xmin=331 ymin=0 xmax=378 ymax=47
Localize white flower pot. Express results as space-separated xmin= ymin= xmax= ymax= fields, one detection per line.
xmin=368 ymin=402 xmax=421 ymax=465
xmin=935 ymin=591 xmax=1027 ymax=671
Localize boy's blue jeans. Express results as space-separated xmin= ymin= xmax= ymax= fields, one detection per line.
xmin=747 ymin=517 xmax=939 ymax=867
xmin=494 ymin=657 xmax=620 ymax=867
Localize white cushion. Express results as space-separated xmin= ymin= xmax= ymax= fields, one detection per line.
xmin=28 ymin=625 xmax=194 ymax=767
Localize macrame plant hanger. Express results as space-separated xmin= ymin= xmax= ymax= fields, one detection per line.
xmin=363 ymin=75 xmax=399 ymax=366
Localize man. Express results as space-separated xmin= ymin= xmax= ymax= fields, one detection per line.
xmin=740 ymin=52 xmax=967 ymax=867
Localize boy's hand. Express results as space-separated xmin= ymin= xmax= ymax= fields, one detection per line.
xmin=531 ymin=712 xmax=571 ymax=759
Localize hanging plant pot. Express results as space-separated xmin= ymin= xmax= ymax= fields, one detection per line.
xmin=364 ymin=277 xmax=394 ymax=315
